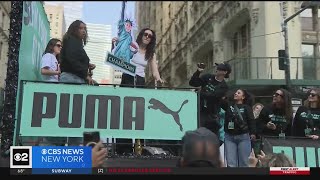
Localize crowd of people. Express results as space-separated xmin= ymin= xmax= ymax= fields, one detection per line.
xmin=39 ymin=19 xmax=319 ymax=168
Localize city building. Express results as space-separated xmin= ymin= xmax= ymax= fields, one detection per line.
xmin=44 ymin=4 xmax=66 ymax=39
xmin=0 ymin=2 xmax=11 ymax=105
xmin=44 ymin=1 xmax=83 ymax=29
xmin=84 ymin=23 xmax=113 ymax=84
xmin=136 ymin=1 xmax=320 ymax=96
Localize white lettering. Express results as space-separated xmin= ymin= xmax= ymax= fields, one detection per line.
xmin=61 ymin=156 xmax=84 ymax=162
xmin=42 ymin=156 xmax=60 ymax=162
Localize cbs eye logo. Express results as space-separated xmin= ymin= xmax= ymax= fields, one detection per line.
xmin=10 ymin=146 xmax=32 ymax=168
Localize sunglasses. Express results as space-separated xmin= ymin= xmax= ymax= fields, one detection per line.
xmin=55 ymin=44 xmax=62 ymax=48
xmin=273 ymin=93 xmax=283 ymax=98
xmin=309 ymin=93 xmax=317 ymax=97
xmin=143 ymin=32 xmax=153 ymax=39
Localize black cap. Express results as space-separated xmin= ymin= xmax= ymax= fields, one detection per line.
xmin=181 ymin=127 xmax=220 ymax=167
xmin=215 ymin=62 xmax=232 ymax=78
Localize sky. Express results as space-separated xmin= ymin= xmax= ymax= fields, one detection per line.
xmin=82 ymin=1 xmax=135 ymax=38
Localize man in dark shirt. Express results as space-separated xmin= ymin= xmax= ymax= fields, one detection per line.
xmin=189 ymin=62 xmax=231 ymax=137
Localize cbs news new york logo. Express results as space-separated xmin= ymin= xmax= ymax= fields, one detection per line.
xmin=10 ymin=146 xmax=32 ymax=168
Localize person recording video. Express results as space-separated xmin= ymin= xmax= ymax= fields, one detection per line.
xmin=91 ymin=141 xmax=107 ymax=167
xmin=189 ymin=62 xmax=231 ymax=137
xmin=83 ymin=132 xmax=107 ymax=167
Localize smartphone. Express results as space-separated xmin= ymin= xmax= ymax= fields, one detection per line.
xmin=83 ymin=131 xmax=100 ymax=148
xmin=197 ymin=63 xmax=206 ymax=69
xmin=252 ymin=139 xmax=263 ymax=157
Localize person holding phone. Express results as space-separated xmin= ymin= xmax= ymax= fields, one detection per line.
xmin=257 ymin=89 xmax=293 ymax=137
xmin=92 ymin=141 xmax=108 ymax=167
xmin=83 ymin=132 xmax=108 ymax=167
xmin=189 ymin=62 xmax=231 ymax=137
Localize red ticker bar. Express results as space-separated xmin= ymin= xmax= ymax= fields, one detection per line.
xmin=269 ymin=167 xmax=310 ymax=175
xmin=92 ymin=167 xmax=269 ymax=175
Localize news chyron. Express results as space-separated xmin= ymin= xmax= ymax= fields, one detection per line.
xmin=10 ymin=146 xmax=92 ymax=174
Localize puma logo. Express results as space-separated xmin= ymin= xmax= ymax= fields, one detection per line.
xmin=148 ymin=98 xmax=188 ymax=131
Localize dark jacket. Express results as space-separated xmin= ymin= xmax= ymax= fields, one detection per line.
xmin=222 ymin=103 xmax=256 ymax=136
xmin=60 ymin=35 xmax=90 ymax=79
xmin=292 ymin=106 xmax=320 ymax=137
xmin=257 ymin=105 xmax=291 ymax=137
xmin=189 ymin=70 xmax=228 ymax=116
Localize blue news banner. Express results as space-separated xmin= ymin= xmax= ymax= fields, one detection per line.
xmin=10 ymin=146 xmax=92 ymax=174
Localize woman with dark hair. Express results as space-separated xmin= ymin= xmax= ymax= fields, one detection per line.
xmin=222 ymin=89 xmax=256 ymax=167
xmin=112 ymin=27 xmax=164 ymax=87
xmin=257 ymin=88 xmax=293 ymax=137
xmin=59 ymin=20 xmax=95 ymax=146
xmin=112 ymin=28 xmax=164 ymax=155
xmin=60 ymin=20 xmax=95 ymax=85
xmin=292 ymin=88 xmax=320 ymax=140
xmin=39 ymin=38 xmax=65 ymax=146
xmin=40 ymin=38 xmax=62 ymax=82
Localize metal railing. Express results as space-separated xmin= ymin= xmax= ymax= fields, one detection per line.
xmin=219 ymin=57 xmax=320 ymax=82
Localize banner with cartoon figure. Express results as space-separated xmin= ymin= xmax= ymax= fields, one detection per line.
xmin=105 ymin=1 xmax=136 ymax=76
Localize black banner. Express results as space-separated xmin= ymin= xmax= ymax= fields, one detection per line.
xmin=262 ymin=136 xmax=320 ymax=167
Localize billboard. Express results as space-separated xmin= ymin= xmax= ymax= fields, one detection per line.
xmin=263 ymin=136 xmax=320 ymax=167
xmin=14 ymin=1 xmax=50 ymax=144
xmin=19 ymin=1 xmax=50 ymax=81
xmin=17 ymin=82 xmax=198 ymax=140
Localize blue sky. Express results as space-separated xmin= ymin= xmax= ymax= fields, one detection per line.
xmin=83 ymin=1 xmax=135 ymax=38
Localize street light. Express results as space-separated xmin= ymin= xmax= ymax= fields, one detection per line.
xmin=283 ymin=1 xmax=320 ymax=91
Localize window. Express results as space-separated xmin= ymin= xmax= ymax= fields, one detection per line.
xmin=233 ymin=32 xmax=238 ymax=55
xmin=49 ymin=14 xmax=53 ymax=19
xmin=231 ymin=22 xmax=250 ymax=57
xmin=300 ymin=9 xmax=312 ymax=17
xmin=241 ymin=24 xmax=247 ymax=48
xmin=302 ymin=44 xmax=315 ymax=79
xmin=55 ymin=22 xmax=58 ymax=27
xmin=302 ymin=44 xmax=314 ymax=57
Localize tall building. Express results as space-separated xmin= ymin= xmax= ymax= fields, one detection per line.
xmin=0 ymin=2 xmax=11 ymax=93
xmin=44 ymin=4 xmax=66 ymax=40
xmin=84 ymin=23 xmax=113 ymax=84
xmin=136 ymin=1 xmax=320 ymax=95
xmin=44 ymin=1 xmax=83 ymax=29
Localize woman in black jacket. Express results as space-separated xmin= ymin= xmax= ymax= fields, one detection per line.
xmin=292 ymin=88 xmax=320 ymax=140
xmin=59 ymin=20 xmax=96 ymax=146
xmin=60 ymin=20 xmax=95 ymax=85
xmin=223 ymin=89 xmax=256 ymax=167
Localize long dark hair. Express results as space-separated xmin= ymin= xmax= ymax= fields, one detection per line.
xmin=273 ymin=88 xmax=293 ymax=122
xmin=136 ymin=28 xmax=156 ymax=61
xmin=43 ymin=38 xmax=61 ymax=62
xmin=63 ymin=20 xmax=88 ymax=45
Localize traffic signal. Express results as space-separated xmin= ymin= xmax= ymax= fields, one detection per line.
xmin=278 ymin=50 xmax=286 ymax=70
